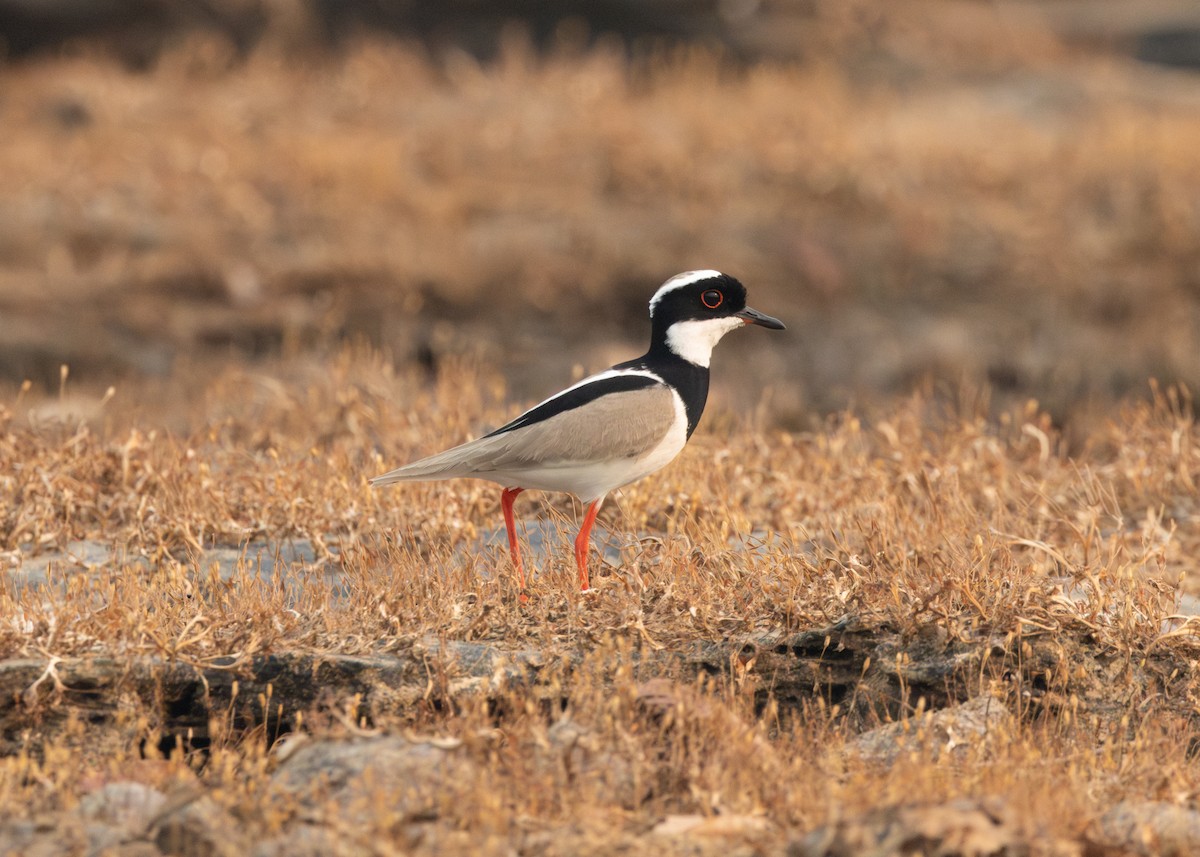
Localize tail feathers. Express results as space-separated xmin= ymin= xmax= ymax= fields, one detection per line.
xmin=370 ymin=465 xmax=448 ymax=486
xmin=370 ymin=435 xmax=506 ymax=486
xmin=372 ymin=414 xmax=588 ymax=486
xmin=370 ymin=456 xmax=468 ymax=486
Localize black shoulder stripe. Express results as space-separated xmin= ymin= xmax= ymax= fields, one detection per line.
xmin=485 ymin=373 xmax=661 ymax=437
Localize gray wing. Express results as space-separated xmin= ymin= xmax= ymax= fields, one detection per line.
xmin=371 ymin=385 xmax=677 ymax=484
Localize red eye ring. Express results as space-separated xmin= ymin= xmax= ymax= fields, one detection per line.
xmin=701 ymin=289 xmax=723 ymax=309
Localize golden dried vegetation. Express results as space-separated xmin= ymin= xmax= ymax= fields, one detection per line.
xmin=1 ymin=348 xmax=1198 ymax=854
xmin=3 ymin=4 xmax=1200 ymax=852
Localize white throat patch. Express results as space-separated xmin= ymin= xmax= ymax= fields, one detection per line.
xmin=649 ymin=269 xmax=723 ymax=316
xmin=664 ymin=317 xmax=745 ymax=367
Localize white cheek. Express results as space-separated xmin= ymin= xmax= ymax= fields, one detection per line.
xmin=664 ymin=317 xmax=745 ymax=367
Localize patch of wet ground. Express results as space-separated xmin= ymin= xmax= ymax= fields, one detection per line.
xmin=4 ymin=534 xmax=1199 ymax=740
xmin=7 ymin=530 xmax=1196 ymax=628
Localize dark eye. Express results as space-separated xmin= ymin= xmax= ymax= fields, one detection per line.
xmin=701 ymin=289 xmax=723 ymax=309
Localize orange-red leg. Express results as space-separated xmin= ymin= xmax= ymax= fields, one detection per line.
xmin=500 ymin=487 xmax=526 ymax=594
xmin=574 ymin=497 xmax=604 ymax=591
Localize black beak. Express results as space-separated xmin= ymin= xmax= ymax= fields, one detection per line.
xmin=736 ymin=306 xmax=786 ymax=330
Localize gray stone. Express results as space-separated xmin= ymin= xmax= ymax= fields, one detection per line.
xmin=1162 ymin=594 xmax=1200 ymax=633
xmin=845 ymin=694 xmax=1011 ymax=765
xmin=0 ymin=820 xmax=40 ymax=854
xmin=791 ymin=799 xmax=1028 ymax=857
xmin=0 ymin=818 xmax=93 ymax=857
xmin=77 ymin=781 xmax=169 ymax=834
xmin=542 ymin=718 xmax=650 ymax=810
xmin=107 ymin=844 xmax=165 ymax=857
xmin=83 ymin=821 xmax=134 ymax=853
xmin=153 ymin=795 xmax=248 ymax=857
xmin=1093 ymin=801 xmax=1200 ymax=856
xmin=252 ymin=823 xmax=363 ymax=857
xmin=269 ymin=735 xmax=475 ymax=824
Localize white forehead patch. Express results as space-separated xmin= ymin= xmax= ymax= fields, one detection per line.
xmin=664 ymin=316 xmax=745 ymax=367
xmin=648 ymin=270 xmax=724 ymax=316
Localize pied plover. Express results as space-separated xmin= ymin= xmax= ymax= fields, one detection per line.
xmin=372 ymin=270 xmax=785 ymax=594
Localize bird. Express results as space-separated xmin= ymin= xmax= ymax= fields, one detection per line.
xmin=371 ymin=270 xmax=785 ymax=595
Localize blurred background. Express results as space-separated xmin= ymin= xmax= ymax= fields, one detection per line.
xmin=2 ymin=0 xmax=1199 ymax=429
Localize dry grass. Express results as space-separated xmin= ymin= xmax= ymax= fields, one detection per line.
xmin=2 ymin=7 xmax=1200 ymax=421
xmin=3 ymin=5 xmax=1200 ymax=851
xmin=1 ymin=348 xmax=1199 ymax=852
xmin=3 ymin=350 xmax=1197 ymax=648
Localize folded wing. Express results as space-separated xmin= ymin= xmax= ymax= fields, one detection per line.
xmin=372 ymin=382 xmax=677 ymax=485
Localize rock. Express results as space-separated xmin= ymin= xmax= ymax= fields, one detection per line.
xmin=82 ymin=821 xmax=142 ymax=854
xmin=528 ymin=827 xmax=775 ymax=857
xmin=652 ymin=813 xmax=773 ymax=839
xmin=108 ymin=844 xmax=166 ymax=857
xmin=1091 ymin=801 xmax=1200 ymax=856
xmin=845 ymin=694 xmax=1011 ymax=765
xmin=75 ymin=781 xmax=171 ymax=853
xmin=106 ymin=844 xmax=165 ymax=857
xmin=153 ymin=795 xmax=249 ymax=857
xmin=790 ymin=799 xmax=1028 ymax=857
xmin=0 ymin=817 xmax=98 ymax=857
xmin=77 ymin=781 xmax=169 ymax=835
xmin=542 ymin=718 xmax=649 ymax=809
xmin=253 ymin=823 xmax=363 ymax=857
xmin=268 ymin=735 xmax=476 ymax=824
xmin=0 ymin=820 xmax=40 ymax=854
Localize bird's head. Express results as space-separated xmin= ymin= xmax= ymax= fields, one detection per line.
xmin=648 ymin=270 xmax=785 ymax=367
